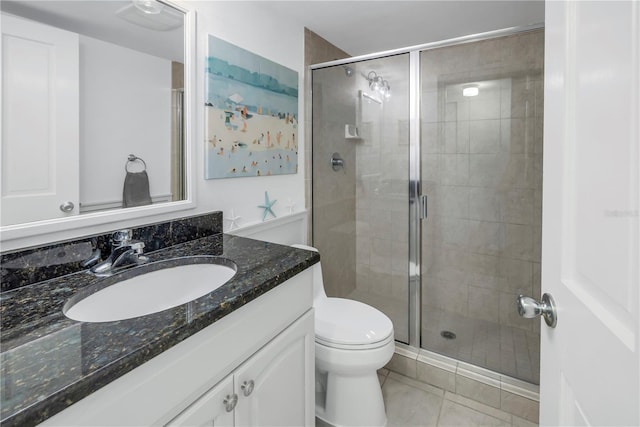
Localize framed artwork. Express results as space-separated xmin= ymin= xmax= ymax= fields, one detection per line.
xmin=205 ymin=35 xmax=299 ymax=179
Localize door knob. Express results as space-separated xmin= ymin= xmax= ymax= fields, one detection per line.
xmin=517 ymin=293 xmax=557 ymax=328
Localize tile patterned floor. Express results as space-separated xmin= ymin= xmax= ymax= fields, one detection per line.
xmin=378 ymin=370 xmax=538 ymax=427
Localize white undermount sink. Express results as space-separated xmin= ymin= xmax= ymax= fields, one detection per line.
xmin=64 ymin=257 xmax=237 ymax=323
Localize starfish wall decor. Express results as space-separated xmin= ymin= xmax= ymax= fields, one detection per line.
xmin=225 ymin=209 xmax=241 ymax=231
xmin=285 ymin=198 xmax=296 ymax=214
xmin=258 ymin=191 xmax=277 ymax=221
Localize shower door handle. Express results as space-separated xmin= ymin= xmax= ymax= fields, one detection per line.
xmin=419 ymin=195 xmax=428 ymax=219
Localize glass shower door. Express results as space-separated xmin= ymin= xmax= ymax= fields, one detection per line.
xmin=312 ymin=54 xmax=411 ymax=343
xmin=419 ymin=31 xmax=544 ymax=383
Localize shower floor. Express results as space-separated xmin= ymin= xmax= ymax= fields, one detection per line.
xmin=347 ymin=289 xmax=540 ymax=385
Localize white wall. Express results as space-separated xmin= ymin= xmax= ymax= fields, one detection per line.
xmin=2 ymin=1 xmax=306 ymax=250
xmin=188 ymin=1 xmax=305 ymax=232
xmin=79 ymin=35 xmax=172 ymax=209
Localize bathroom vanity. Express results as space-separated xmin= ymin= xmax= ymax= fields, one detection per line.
xmin=0 ymin=212 xmax=318 ymax=426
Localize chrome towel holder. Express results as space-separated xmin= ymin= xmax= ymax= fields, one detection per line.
xmin=125 ymin=154 xmax=147 ymax=172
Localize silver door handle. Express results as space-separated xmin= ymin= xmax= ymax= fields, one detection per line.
xmin=419 ymin=195 xmax=428 ymax=219
xmin=517 ymin=293 xmax=557 ymax=328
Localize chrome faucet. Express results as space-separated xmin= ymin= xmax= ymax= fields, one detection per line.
xmin=90 ymin=229 xmax=149 ymax=276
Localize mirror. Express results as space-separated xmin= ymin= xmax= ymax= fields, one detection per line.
xmin=0 ymin=0 xmax=192 ymax=232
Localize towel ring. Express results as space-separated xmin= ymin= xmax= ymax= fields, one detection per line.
xmin=125 ymin=154 xmax=147 ymax=172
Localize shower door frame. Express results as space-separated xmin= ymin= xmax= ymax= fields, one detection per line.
xmin=310 ymin=22 xmax=545 ymax=350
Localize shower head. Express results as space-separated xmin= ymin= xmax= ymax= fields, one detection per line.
xmin=343 ymin=65 xmax=354 ymax=77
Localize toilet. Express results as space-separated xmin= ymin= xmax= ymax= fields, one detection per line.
xmin=292 ymin=244 xmax=395 ymax=427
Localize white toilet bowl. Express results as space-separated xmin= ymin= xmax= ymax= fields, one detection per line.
xmin=292 ymin=245 xmax=395 ymax=427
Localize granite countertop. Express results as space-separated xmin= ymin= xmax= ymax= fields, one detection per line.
xmin=0 ymin=234 xmax=319 ymax=426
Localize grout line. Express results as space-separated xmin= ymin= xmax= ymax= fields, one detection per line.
xmin=443 ymin=391 xmax=513 ymax=423
xmin=435 ymin=391 xmax=445 ymax=427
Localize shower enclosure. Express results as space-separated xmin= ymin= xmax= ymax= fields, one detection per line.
xmin=311 ymin=26 xmax=544 ymax=385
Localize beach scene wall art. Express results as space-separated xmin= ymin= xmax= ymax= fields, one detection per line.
xmin=205 ymin=35 xmax=299 ymax=179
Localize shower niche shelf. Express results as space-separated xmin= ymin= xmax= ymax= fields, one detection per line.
xmin=344 ymin=124 xmax=361 ymax=139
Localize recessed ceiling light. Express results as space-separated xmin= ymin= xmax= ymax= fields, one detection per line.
xmin=133 ymin=0 xmax=163 ymax=15
xmin=463 ymin=85 xmax=479 ymax=97
xmin=116 ymin=1 xmax=183 ymax=31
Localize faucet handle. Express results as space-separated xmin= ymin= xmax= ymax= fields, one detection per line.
xmin=112 ymin=229 xmax=133 ymax=246
xmin=130 ymin=241 xmax=145 ymax=253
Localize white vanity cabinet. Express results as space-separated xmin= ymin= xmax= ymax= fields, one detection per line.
xmin=168 ymin=310 xmax=313 ymax=427
xmin=168 ymin=376 xmax=235 ymax=426
xmin=39 ymin=269 xmax=315 ymax=427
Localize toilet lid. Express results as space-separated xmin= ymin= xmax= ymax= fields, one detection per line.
xmin=314 ymin=298 xmax=394 ymax=346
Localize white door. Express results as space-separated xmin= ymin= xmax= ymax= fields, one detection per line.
xmin=541 ymin=1 xmax=639 ymax=425
xmin=1 ymin=14 xmax=79 ymax=226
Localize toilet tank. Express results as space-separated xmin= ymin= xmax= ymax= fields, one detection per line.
xmin=291 ymin=244 xmax=327 ymax=303
xmin=230 ymin=212 xmax=326 ymax=302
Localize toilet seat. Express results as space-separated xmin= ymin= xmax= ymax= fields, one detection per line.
xmin=315 ymin=298 xmax=394 ymax=350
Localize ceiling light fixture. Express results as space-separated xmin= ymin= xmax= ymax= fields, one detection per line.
xmin=367 ymin=71 xmax=391 ymax=99
xmin=133 ymin=0 xmax=164 ymax=15
xmin=117 ymin=1 xmax=183 ymax=31
xmin=462 ymin=84 xmax=479 ymax=97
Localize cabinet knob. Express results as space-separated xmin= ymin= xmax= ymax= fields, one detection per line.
xmin=59 ymin=201 xmax=75 ymax=213
xmin=241 ymin=380 xmax=255 ymax=397
xmin=223 ymin=393 xmax=238 ymax=412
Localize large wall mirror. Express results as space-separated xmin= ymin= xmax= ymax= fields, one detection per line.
xmin=1 ymin=0 xmax=195 ymax=245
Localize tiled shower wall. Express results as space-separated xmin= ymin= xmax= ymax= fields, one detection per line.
xmin=305 ymin=29 xmax=353 ymax=297
xmin=353 ymin=56 xmax=410 ymax=343
xmin=311 ymin=62 xmax=358 ymax=298
xmin=420 ymin=30 xmax=544 ymax=383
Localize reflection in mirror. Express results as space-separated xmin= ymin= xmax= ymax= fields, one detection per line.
xmin=1 ymin=0 xmax=186 ymax=227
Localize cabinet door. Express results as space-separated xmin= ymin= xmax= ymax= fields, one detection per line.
xmin=1 ymin=13 xmax=80 ymax=226
xmin=234 ymin=311 xmax=314 ymax=427
xmin=167 ymin=375 xmax=235 ymax=427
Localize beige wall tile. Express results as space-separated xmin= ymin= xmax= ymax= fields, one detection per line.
xmin=441 ymin=154 xmax=470 ymax=185
xmin=470 ymin=119 xmax=501 ymax=153
xmin=468 ymin=285 xmax=500 ymax=323
xmin=468 ymin=220 xmax=505 ymax=256
xmin=505 ymin=223 xmax=534 ymax=261
xmin=498 ymin=258 xmax=533 ymax=294
xmin=469 ymin=153 xmax=509 ymax=187
xmin=470 ymin=89 xmax=502 ymax=120
xmin=469 ymin=188 xmax=503 ymax=222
